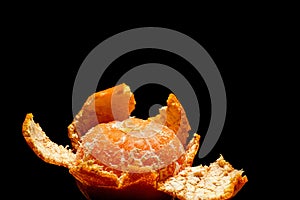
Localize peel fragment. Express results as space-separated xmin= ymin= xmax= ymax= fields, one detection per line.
xmin=150 ymin=94 xmax=191 ymax=147
xmin=22 ymin=113 xmax=76 ymax=168
xmin=158 ymin=155 xmax=248 ymax=200
xmin=68 ymin=83 xmax=136 ymax=150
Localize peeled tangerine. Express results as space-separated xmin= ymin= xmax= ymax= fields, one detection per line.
xmin=22 ymin=83 xmax=247 ymax=200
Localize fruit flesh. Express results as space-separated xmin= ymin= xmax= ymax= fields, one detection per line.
xmin=79 ymin=117 xmax=185 ymax=173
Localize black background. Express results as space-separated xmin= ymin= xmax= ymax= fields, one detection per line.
xmin=3 ymin=11 xmax=284 ymax=200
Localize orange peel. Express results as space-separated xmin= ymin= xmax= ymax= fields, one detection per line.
xmin=22 ymin=83 xmax=247 ymax=200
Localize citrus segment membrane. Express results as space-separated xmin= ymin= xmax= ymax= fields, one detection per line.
xmin=80 ymin=117 xmax=185 ymax=173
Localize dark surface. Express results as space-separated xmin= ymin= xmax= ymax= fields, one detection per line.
xmin=3 ymin=14 xmax=279 ymax=200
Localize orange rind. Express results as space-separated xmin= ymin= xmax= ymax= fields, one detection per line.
xmin=22 ymin=83 xmax=247 ymax=200
xmin=68 ymin=83 xmax=136 ymax=151
xmin=158 ymin=155 xmax=248 ymax=200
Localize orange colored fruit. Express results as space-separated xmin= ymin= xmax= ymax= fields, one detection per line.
xmin=22 ymin=83 xmax=247 ymax=200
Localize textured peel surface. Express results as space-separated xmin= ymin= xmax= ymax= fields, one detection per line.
xmin=158 ymin=155 xmax=248 ymax=200
xmin=22 ymin=113 xmax=76 ymax=168
xmin=150 ymin=94 xmax=191 ymax=147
